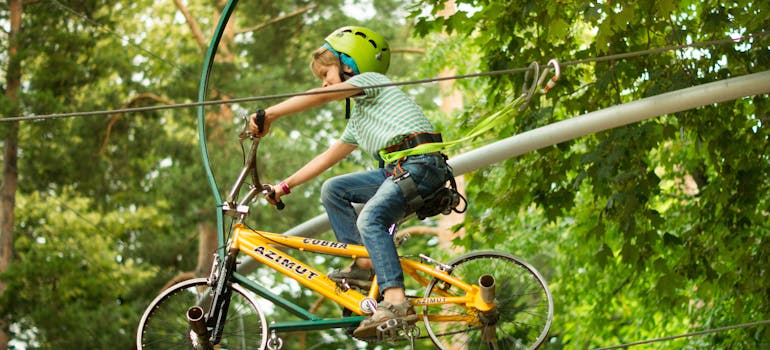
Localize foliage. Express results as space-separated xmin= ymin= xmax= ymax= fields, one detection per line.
xmin=412 ymin=0 xmax=770 ymax=348
xmin=1 ymin=190 xmax=158 ymax=348
xmin=3 ymin=0 xmax=769 ymax=348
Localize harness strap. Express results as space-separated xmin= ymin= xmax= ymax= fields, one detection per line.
xmin=378 ymin=132 xmax=443 ymax=169
xmin=385 ymin=132 xmax=443 ymax=153
xmin=378 ymin=91 xmax=532 ymax=164
xmin=393 ymin=171 xmax=424 ymax=214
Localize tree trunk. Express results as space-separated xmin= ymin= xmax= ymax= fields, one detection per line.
xmin=436 ymin=0 xmax=465 ymax=253
xmin=1 ymin=1 xmax=23 ymax=348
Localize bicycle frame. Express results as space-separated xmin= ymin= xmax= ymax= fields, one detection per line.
xmin=227 ymin=223 xmax=494 ymax=333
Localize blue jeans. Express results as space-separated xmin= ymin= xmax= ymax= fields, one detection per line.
xmin=321 ymin=154 xmax=451 ymax=292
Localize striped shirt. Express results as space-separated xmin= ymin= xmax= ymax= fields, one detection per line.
xmin=340 ymin=72 xmax=435 ymax=158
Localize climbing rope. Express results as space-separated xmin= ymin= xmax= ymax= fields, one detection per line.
xmin=378 ymin=59 xmax=560 ymax=163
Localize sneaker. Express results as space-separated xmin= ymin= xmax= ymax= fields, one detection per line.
xmin=328 ymin=263 xmax=373 ymax=289
xmin=352 ymin=300 xmax=418 ymax=339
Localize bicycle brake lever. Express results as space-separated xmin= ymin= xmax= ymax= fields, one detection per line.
xmin=239 ymin=110 xmax=266 ymax=140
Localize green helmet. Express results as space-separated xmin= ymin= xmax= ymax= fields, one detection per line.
xmin=324 ymin=26 xmax=390 ymax=75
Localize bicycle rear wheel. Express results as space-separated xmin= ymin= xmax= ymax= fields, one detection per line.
xmin=422 ymin=251 xmax=552 ymax=350
xmin=137 ymin=277 xmax=268 ymax=350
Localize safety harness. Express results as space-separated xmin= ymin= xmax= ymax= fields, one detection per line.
xmin=392 ymin=159 xmax=467 ymax=219
xmin=382 ymin=132 xmax=466 ymax=219
xmin=380 ymin=59 xmax=560 ymax=219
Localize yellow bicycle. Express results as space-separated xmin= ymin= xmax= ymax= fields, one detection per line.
xmin=136 ymin=117 xmax=553 ymax=349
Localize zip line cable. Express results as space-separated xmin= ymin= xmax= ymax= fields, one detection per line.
xmin=593 ymin=319 xmax=770 ymax=349
xmin=1 ymin=30 xmax=768 ymax=123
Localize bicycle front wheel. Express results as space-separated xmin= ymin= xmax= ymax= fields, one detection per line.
xmin=423 ymin=251 xmax=553 ymax=350
xmin=136 ymin=277 xmax=268 ymax=350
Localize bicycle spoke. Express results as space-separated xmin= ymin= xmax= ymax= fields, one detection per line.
xmin=137 ymin=278 xmax=268 ymax=350
xmin=422 ymin=251 xmax=552 ymax=350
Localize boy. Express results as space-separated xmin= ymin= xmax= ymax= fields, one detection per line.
xmin=249 ymin=26 xmax=452 ymax=337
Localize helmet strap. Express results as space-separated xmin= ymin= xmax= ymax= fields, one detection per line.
xmin=345 ymin=98 xmax=351 ymax=119
xmin=321 ymin=43 xmax=356 ymax=119
xmin=338 ymin=58 xmax=353 ymax=120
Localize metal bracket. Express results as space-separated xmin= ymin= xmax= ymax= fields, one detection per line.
xmin=266 ymin=330 xmax=283 ymax=350
xmin=419 ymin=254 xmax=452 ymax=272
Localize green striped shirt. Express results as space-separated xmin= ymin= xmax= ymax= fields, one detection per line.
xmin=341 ymin=72 xmax=434 ymax=158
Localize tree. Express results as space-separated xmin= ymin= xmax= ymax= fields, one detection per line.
xmin=413 ymin=0 xmax=770 ymax=347
xmin=0 ymin=0 xmax=431 ymax=348
xmin=0 ymin=0 xmax=23 ymax=347
xmin=1 ymin=0 xmax=218 ymax=346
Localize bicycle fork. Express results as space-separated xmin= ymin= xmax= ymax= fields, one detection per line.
xmin=185 ymin=250 xmax=238 ymax=350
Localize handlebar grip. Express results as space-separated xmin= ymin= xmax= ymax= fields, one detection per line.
xmin=253 ymin=109 xmax=266 ymax=135
xmin=263 ymin=184 xmax=285 ymax=211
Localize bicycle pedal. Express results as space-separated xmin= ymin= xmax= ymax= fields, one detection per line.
xmin=376 ymin=318 xmax=400 ymax=332
xmin=374 ymin=319 xmax=419 ymax=342
xmin=375 ymin=319 xmax=402 ymax=341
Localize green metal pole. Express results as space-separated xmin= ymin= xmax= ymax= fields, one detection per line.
xmin=197 ymin=0 xmax=239 ymax=252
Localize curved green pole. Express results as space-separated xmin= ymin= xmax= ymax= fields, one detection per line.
xmin=197 ymin=0 xmax=239 ymax=253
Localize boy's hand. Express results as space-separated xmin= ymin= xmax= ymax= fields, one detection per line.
xmin=249 ymin=109 xmax=271 ymax=137
xmin=263 ymin=184 xmax=286 ymax=210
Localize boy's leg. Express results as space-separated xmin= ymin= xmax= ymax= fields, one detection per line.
xmin=322 ymin=169 xmax=387 ymax=288
xmin=358 ymin=154 xmax=450 ymax=291
xmin=353 ymin=154 xmax=451 ymax=336
xmin=356 ymin=179 xmax=407 ymax=292
xmin=321 ymin=169 xmax=388 ymax=245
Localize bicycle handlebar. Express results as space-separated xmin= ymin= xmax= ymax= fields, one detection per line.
xmin=226 ymin=113 xmax=285 ymax=216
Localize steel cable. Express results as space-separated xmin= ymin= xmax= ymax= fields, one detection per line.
xmin=1 ymin=30 xmax=767 ymax=123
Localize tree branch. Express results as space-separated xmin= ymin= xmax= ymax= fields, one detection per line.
xmin=235 ymin=4 xmax=317 ymax=34
xmin=172 ymin=0 xmax=207 ymax=51
xmin=391 ymin=47 xmax=426 ymax=55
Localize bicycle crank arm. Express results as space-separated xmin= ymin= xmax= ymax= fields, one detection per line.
xmin=186 ymin=306 xmax=215 ymax=350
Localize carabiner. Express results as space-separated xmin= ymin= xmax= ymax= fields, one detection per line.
xmin=537 ymin=59 xmax=560 ymax=94
xmin=518 ymin=61 xmax=540 ymax=112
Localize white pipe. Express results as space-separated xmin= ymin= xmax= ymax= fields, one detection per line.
xmin=239 ymin=70 xmax=770 ymax=272
xmin=451 ymin=70 xmax=770 ymax=175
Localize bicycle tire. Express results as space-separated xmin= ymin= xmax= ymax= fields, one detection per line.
xmin=136 ymin=277 xmax=268 ymax=350
xmin=422 ymin=251 xmax=553 ymax=350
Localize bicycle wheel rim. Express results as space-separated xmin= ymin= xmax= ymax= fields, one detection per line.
xmin=423 ymin=251 xmax=553 ymax=350
xmin=137 ymin=278 xmax=268 ymax=350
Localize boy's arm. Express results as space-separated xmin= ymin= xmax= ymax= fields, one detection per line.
xmin=266 ymin=140 xmax=356 ymax=203
xmin=250 ymin=83 xmax=362 ymax=136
